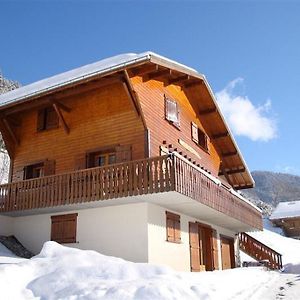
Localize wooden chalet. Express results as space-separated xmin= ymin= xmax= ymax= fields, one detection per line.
xmin=270 ymin=201 xmax=300 ymax=239
xmin=0 ymin=52 xmax=263 ymax=272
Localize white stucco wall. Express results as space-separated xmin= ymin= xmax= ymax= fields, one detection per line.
xmin=13 ymin=202 xmax=148 ymax=262
xmin=0 ymin=215 xmax=13 ymax=236
xmin=146 ymin=203 xmax=236 ymax=272
xmin=3 ymin=201 xmax=238 ymax=271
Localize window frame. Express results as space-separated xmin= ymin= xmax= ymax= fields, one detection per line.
xmin=24 ymin=162 xmax=44 ymax=180
xmin=87 ymin=148 xmax=117 ymax=168
xmin=165 ymin=96 xmax=180 ymax=129
xmin=191 ymin=122 xmax=209 ymax=153
xmin=166 ymin=211 xmax=181 ymax=243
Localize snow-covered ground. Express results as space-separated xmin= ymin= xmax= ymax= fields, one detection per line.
xmin=0 ymin=221 xmax=299 ymax=300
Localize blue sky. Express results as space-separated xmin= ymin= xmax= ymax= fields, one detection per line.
xmin=1 ymin=0 xmax=299 ymax=175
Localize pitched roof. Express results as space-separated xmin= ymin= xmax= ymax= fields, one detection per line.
xmin=0 ymin=51 xmax=254 ymax=189
xmin=0 ymin=52 xmax=198 ymax=109
xmin=270 ymin=201 xmax=300 ymax=220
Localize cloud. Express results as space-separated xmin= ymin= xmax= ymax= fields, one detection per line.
xmin=215 ymin=78 xmax=277 ymax=142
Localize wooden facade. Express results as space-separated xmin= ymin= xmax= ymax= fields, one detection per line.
xmin=271 ymin=217 xmax=300 ymax=239
xmin=10 ymin=81 xmax=145 ymax=182
xmin=0 ymin=53 xmax=262 ymax=232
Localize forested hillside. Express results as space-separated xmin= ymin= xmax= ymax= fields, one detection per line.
xmin=243 ymin=171 xmax=300 ymax=214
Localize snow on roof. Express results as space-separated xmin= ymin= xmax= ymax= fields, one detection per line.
xmin=270 ymin=201 xmax=300 ymax=220
xmin=0 ymin=51 xmax=198 ymax=109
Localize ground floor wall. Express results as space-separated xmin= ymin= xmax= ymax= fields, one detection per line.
xmin=12 ymin=202 xmax=149 ymax=263
xmin=146 ymin=203 xmax=237 ymax=272
xmin=2 ymin=201 xmax=239 ymax=272
xmin=0 ymin=215 xmax=13 ymax=235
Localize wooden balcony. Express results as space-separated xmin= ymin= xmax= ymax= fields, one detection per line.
xmin=0 ymin=155 xmax=262 ymax=230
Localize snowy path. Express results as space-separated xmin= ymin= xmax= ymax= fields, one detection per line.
xmin=251 ymin=273 xmax=300 ymax=300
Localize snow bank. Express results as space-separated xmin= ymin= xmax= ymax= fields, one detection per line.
xmin=0 ymin=241 xmax=281 ymax=300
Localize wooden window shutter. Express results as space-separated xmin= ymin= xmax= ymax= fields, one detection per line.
xmin=37 ymin=109 xmax=45 ymax=131
xmin=74 ymin=154 xmax=87 ymax=170
xmin=166 ymin=211 xmax=181 ymax=243
xmin=191 ymin=122 xmax=199 ymax=143
xmin=51 ymin=213 xmax=78 ymax=244
xmin=174 ymin=218 xmax=181 ymax=242
xmin=116 ymin=145 xmax=132 ymax=163
xmin=212 ymin=229 xmax=219 ymax=270
xmin=46 ymin=107 xmax=59 ymax=129
xmin=14 ymin=168 xmax=25 ymax=182
xmin=44 ymin=160 xmax=56 ymax=176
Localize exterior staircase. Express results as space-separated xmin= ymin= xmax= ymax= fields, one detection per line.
xmin=239 ymin=232 xmax=282 ymax=270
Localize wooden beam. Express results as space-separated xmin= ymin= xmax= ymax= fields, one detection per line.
xmin=2 ymin=118 xmax=19 ymax=145
xmin=52 ymin=103 xmax=70 ymax=134
xmin=49 ymin=100 xmax=71 ymax=112
xmin=235 ymin=184 xmax=254 ymax=190
xmin=0 ymin=119 xmax=15 ymax=157
xmin=5 ymin=115 xmax=21 ymax=127
xmin=129 ymin=64 xmax=158 ymax=77
xmin=122 ymin=70 xmax=147 ymax=130
xmin=221 ymin=151 xmax=238 ymax=158
xmin=183 ymin=80 xmax=202 ymax=89
xmin=165 ymin=75 xmax=190 ymax=86
xmin=199 ymin=108 xmax=217 ymax=115
xmin=220 ymin=163 xmax=232 ymax=185
xmin=219 ymin=167 xmax=246 ymax=176
xmin=211 ymin=132 xmax=229 ymax=139
xmin=143 ymin=69 xmax=172 ymax=82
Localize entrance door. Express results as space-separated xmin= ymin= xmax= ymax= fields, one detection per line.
xmin=189 ymin=222 xmax=215 ymax=272
xmin=220 ymin=236 xmax=235 ymax=270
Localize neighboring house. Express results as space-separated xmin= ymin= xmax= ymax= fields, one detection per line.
xmin=270 ymin=201 xmax=300 ymax=239
xmin=0 ymin=52 xmax=262 ymax=272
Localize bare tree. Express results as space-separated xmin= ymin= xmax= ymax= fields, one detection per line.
xmin=0 ymin=71 xmax=20 ymax=183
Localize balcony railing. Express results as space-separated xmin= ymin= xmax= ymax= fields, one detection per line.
xmin=0 ymin=154 xmax=262 ymax=229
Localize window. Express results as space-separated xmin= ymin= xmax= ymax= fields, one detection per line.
xmin=37 ymin=106 xmax=59 ymax=131
xmin=87 ymin=150 xmax=117 ymax=168
xmin=166 ymin=211 xmax=181 ymax=243
xmin=23 ymin=160 xmax=55 ymax=180
xmin=165 ymin=97 xmax=180 ymax=128
xmin=24 ymin=162 xmax=44 ymax=179
xmin=51 ymin=213 xmax=78 ymax=244
xmin=191 ymin=122 xmax=208 ymax=151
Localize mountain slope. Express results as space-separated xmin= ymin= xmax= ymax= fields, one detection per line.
xmin=243 ymin=171 xmax=300 ymax=208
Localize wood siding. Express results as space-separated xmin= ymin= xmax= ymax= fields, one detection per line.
xmin=11 ymin=82 xmax=145 ymax=182
xmin=131 ymin=76 xmax=221 ymax=177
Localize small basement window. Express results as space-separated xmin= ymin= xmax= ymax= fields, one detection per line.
xmin=37 ymin=106 xmax=59 ymax=131
xmin=51 ymin=213 xmax=78 ymax=244
xmin=191 ymin=122 xmax=208 ymax=151
xmin=166 ymin=211 xmax=181 ymax=243
xmin=165 ymin=97 xmax=180 ymax=128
